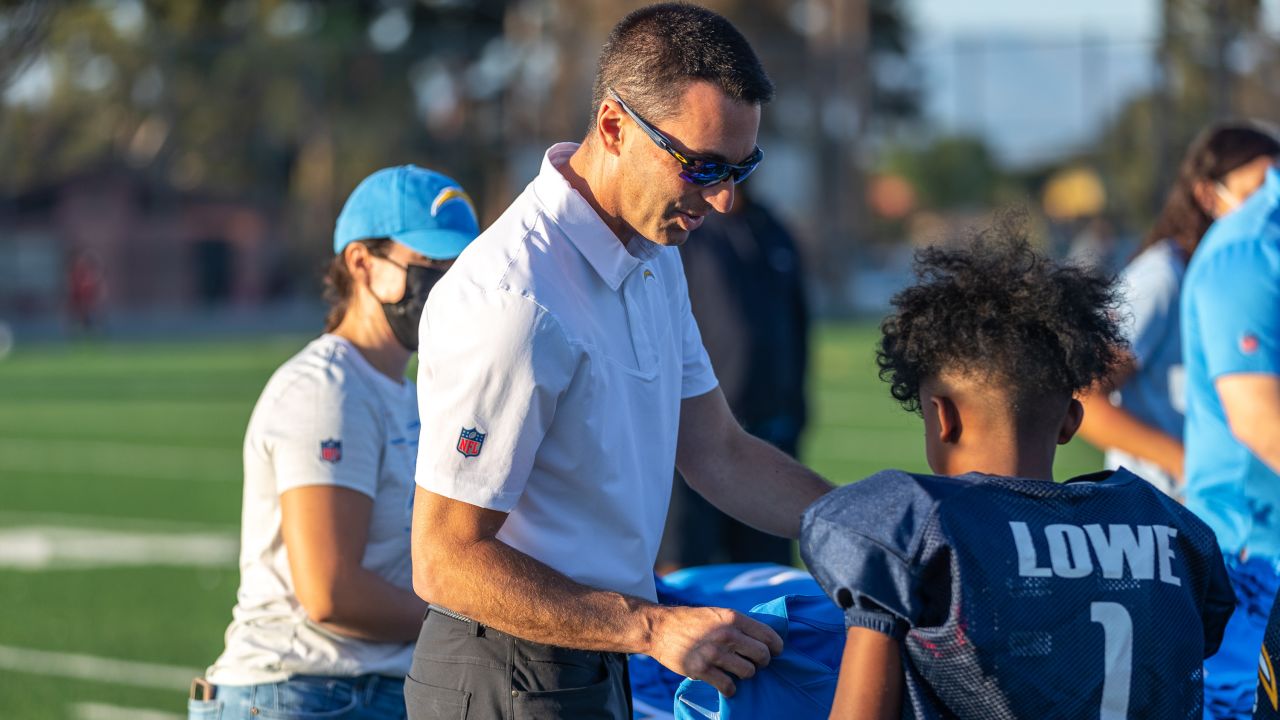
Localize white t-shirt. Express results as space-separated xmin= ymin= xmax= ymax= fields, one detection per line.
xmin=207 ymin=334 xmax=419 ymax=685
xmin=1107 ymin=239 xmax=1187 ymax=496
xmin=415 ymin=142 xmax=718 ymax=602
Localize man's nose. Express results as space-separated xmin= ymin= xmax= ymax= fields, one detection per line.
xmin=702 ymin=181 xmax=735 ymax=214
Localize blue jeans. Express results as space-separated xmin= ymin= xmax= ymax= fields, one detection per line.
xmin=1204 ymin=555 xmax=1280 ymax=720
xmin=189 ymin=674 xmax=406 ymax=720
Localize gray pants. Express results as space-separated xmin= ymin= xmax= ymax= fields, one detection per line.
xmin=405 ymin=607 xmax=632 ymax=720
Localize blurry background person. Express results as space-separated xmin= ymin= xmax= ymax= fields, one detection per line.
xmin=658 ymin=185 xmax=809 ymax=571
xmin=1078 ymin=122 xmax=1280 ymax=496
xmin=1180 ymin=128 xmax=1280 ymax=719
xmin=190 ymin=166 xmax=478 ymax=720
xmin=66 ymin=248 xmax=105 ymax=336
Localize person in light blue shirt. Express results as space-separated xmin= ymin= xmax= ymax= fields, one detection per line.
xmin=1080 ymin=123 xmax=1280 ymax=497
xmin=1182 ymin=128 xmax=1280 ymax=719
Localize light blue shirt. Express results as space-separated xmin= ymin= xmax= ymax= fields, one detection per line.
xmin=1107 ymin=239 xmax=1187 ymax=494
xmin=1183 ymin=165 xmax=1280 ymax=557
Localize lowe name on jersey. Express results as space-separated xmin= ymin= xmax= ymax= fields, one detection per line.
xmin=1009 ymin=521 xmax=1183 ymax=586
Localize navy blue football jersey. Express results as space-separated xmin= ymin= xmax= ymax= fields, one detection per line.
xmin=801 ymin=468 xmax=1235 ymax=719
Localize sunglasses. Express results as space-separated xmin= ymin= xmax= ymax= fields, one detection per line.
xmin=608 ymin=89 xmax=763 ymax=187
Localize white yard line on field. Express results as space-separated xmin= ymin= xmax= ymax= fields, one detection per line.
xmin=0 ymin=510 xmax=237 ymax=533
xmin=72 ymin=703 xmax=186 ymax=720
xmin=0 ymin=526 xmax=237 ymax=570
xmin=0 ymin=438 xmax=237 ymax=482
xmin=0 ymin=645 xmax=198 ymax=690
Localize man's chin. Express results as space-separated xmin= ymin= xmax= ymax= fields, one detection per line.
xmin=652 ymin=227 xmax=690 ymax=247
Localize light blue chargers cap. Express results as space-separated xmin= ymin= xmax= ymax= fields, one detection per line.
xmin=334 ymin=165 xmax=480 ymax=260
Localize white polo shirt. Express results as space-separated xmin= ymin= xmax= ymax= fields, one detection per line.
xmin=415 ymin=142 xmax=718 ymax=601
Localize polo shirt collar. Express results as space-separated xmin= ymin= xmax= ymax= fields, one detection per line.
xmin=531 ymin=142 xmax=662 ymax=291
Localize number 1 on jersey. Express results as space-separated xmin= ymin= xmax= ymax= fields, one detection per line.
xmin=1091 ymin=602 xmax=1134 ymax=719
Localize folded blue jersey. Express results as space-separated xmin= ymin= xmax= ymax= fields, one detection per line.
xmin=674 ymin=594 xmax=845 ymax=720
xmin=659 ymin=562 xmax=822 ymax=611
xmin=629 ymin=564 xmax=827 ymax=720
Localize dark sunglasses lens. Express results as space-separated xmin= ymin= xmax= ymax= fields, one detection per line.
xmin=680 ymin=149 xmax=762 ymax=186
xmin=731 ymin=149 xmax=763 ymax=182
xmin=681 ymin=163 xmax=732 ymax=187
xmin=731 ymin=162 xmax=759 ymax=183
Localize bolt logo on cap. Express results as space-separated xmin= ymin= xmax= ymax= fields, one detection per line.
xmin=334 ymin=165 xmax=479 ymax=260
xmin=431 ymin=187 xmax=475 ymax=218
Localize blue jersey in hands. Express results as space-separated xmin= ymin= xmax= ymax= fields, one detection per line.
xmin=674 ymin=594 xmax=844 ymax=720
xmin=630 ymin=564 xmax=826 ymax=720
xmin=801 ymin=468 xmax=1235 ymax=719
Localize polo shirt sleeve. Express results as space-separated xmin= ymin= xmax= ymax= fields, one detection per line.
xmin=799 ymin=472 xmax=937 ymax=640
xmin=266 ymin=372 xmax=383 ymax=500
xmin=415 ymin=283 xmax=576 ymax=512
xmin=1187 ymin=243 xmax=1280 ymax=379
xmin=672 ymin=251 xmax=719 ymax=399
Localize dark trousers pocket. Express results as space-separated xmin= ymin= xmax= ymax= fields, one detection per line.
xmin=404 ymin=676 xmax=469 ymax=720
xmin=512 ymin=673 xmax=628 ymax=720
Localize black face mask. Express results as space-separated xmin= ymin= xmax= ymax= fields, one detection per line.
xmin=381 ymin=263 xmax=447 ymax=352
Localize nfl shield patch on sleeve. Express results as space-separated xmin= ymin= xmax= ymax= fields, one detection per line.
xmin=457 ymin=427 xmax=485 ymax=458
xmin=320 ymin=439 xmax=342 ymax=463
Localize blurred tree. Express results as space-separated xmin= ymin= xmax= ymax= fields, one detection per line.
xmin=1087 ymin=0 xmax=1268 ymax=231
xmin=0 ymin=0 xmax=508 ymax=286
xmin=0 ymin=0 xmax=921 ymax=312
xmin=879 ymin=135 xmax=1005 ymax=210
xmin=0 ymin=0 xmax=54 ymax=90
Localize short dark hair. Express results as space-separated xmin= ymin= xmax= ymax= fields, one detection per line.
xmin=877 ymin=219 xmax=1125 ymax=425
xmin=589 ymin=3 xmax=774 ymax=131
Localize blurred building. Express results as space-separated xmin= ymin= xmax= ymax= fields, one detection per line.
xmin=0 ymin=167 xmax=274 ymax=321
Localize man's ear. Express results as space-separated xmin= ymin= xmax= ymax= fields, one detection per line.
xmin=595 ymin=98 xmax=625 ymax=157
xmin=929 ymin=395 xmax=962 ymax=445
xmin=1058 ymin=398 xmax=1085 ymax=445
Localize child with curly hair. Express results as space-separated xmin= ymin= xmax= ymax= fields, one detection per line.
xmin=801 ymin=228 xmax=1236 ymax=719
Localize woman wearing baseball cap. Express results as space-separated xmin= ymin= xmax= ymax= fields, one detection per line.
xmin=190 ymin=166 xmax=479 ymax=720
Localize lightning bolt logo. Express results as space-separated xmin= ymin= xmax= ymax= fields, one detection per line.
xmin=430 ymin=187 xmax=475 ymax=218
xmin=1260 ymin=645 xmax=1279 ymax=711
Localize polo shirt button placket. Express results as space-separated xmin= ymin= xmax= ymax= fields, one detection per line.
xmin=622 ymin=271 xmax=659 ymax=374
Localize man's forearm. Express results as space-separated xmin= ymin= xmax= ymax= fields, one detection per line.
xmin=420 ymin=535 xmax=655 ymax=654
xmin=690 ymin=430 xmax=832 ymax=538
xmin=412 ymin=487 xmax=786 ymax=695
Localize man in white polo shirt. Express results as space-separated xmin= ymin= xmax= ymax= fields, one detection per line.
xmin=406 ymin=5 xmax=833 ymax=718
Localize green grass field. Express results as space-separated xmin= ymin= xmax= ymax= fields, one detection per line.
xmin=0 ymin=324 xmax=1102 ymax=718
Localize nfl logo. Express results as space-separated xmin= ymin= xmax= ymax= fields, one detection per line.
xmin=457 ymin=427 xmax=486 ymax=458
xmin=320 ymin=439 xmax=342 ymax=463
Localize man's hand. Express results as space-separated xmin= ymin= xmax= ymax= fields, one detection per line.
xmin=644 ymin=604 xmax=784 ymax=697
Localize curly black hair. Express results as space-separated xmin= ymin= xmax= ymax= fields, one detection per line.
xmin=877 ymin=223 xmax=1126 ymax=419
